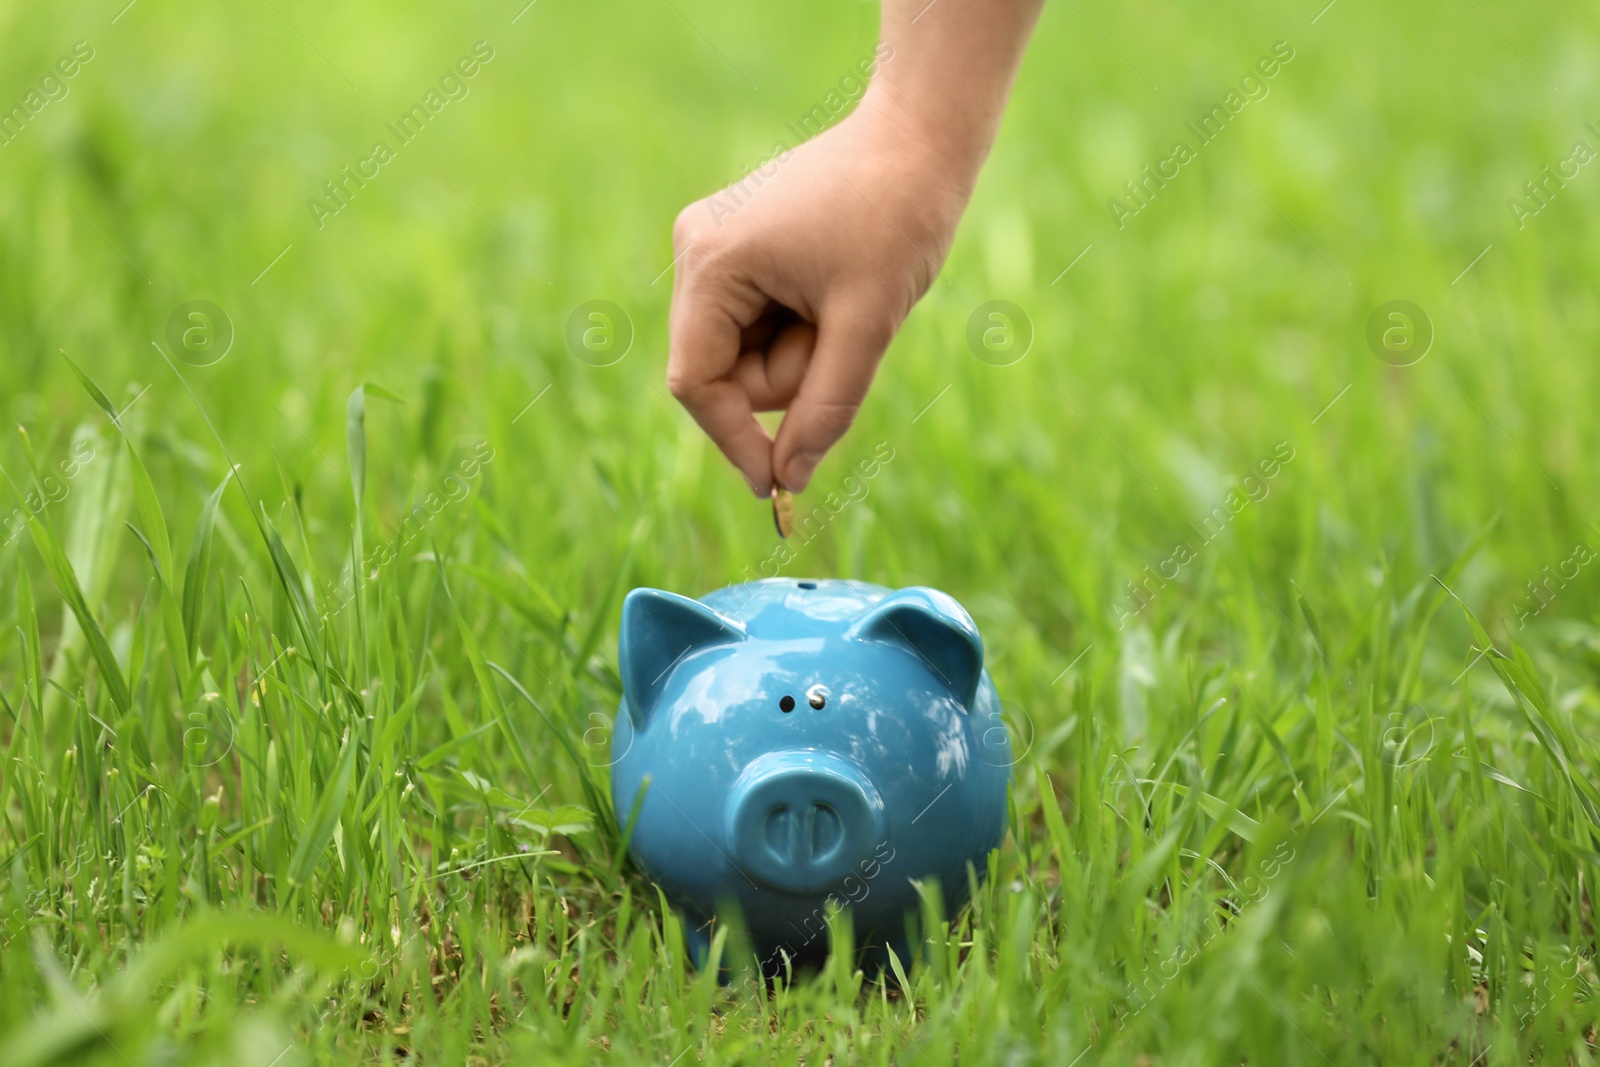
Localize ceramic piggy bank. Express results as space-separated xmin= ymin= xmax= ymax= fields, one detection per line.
xmin=611 ymin=578 xmax=1011 ymax=974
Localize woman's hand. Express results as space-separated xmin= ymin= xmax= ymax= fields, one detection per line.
xmin=665 ymin=0 xmax=1044 ymax=495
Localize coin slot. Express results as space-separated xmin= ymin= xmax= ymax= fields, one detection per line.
xmin=779 ymin=695 xmax=795 ymax=713
xmin=797 ymin=581 xmax=817 ymax=589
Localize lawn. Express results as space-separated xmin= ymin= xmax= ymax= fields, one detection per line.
xmin=3 ymin=0 xmax=1599 ymax=1063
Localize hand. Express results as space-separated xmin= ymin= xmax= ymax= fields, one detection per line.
xmin=666 ymin=95 xmax=972 ymax=496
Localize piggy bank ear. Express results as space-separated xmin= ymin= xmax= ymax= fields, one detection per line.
xmin=846 ymin=588 xmax=984 ymax=707
xmin=619 ymin=588 xmax=746 ymax=729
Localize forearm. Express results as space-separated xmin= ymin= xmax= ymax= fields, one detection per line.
xmin=867 ymin=0 xmax=1046 ymax=182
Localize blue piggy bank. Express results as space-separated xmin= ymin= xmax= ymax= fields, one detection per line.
xmin=611 ymin=578 xmax=1011 ymax=974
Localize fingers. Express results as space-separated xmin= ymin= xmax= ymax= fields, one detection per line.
xmin=666 ymin=267 xmax=775 ymax=497
xmin=733 ymin=321 xmax=816 ymax=411
xmin=737 ymin=304 xmax=799 ymax=355
xmin=772 ymin=305 xmax=891 ymax=492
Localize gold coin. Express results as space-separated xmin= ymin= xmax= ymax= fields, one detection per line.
xmin=771 ymin=485 xmax=795 ymax=539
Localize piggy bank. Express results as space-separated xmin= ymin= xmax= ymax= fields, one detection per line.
xmin=611 ymin=578 xmax=1011 ymax=975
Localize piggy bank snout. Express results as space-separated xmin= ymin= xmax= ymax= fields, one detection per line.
xmin=726 ymin=753 xmax=885 ymax=894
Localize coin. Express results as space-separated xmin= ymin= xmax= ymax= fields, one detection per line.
xmin=771 ymin=485 xmax=795 ymax=539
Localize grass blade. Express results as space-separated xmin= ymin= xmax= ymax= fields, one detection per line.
xmin=287 ymin=727 xmax=359 ymax=888
xmin=181 ymin=469 xmax=231 ymax=657
xmin=22 ymin=510 xmax=131 ymax=715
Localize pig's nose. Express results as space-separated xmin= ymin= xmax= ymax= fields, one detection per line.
xmin=726 ymin=752 xmax=884 ymax=893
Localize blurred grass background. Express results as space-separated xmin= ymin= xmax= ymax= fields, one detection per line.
xmin=2 ymin=0 xmax=1600 ymax=1063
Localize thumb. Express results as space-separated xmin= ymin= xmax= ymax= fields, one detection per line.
xmin=772 ymin=309 xmax=891 ymax=492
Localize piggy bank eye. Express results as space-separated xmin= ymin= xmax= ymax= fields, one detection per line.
xmin=807 ymin=685 xmax=828 ymax=710
xmin=778 ymin=695 xmax=795 ymax=713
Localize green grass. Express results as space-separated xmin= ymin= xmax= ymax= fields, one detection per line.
xmin=3 ymin=0 xmax=1600 ymax=1063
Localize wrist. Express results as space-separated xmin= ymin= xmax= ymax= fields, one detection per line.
xmin=863 ymin=0 xmax=1043 ymax=191
xmin=853 ymin=79 xmax=992 ymax=215
xmin=860 ymin=76 xmax=996 ymax=182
